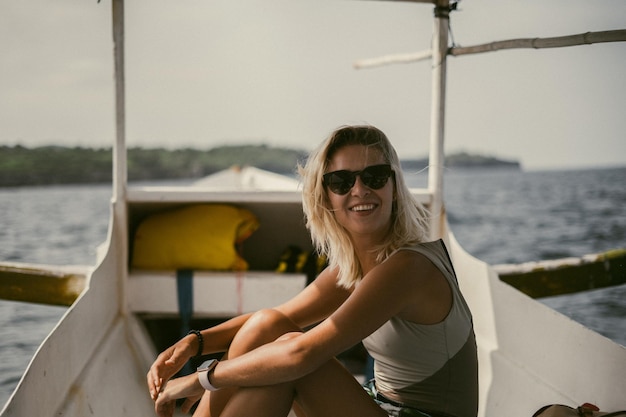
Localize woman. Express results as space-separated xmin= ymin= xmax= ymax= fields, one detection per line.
xmin=147 ymin=125 xmax=478 ymax=417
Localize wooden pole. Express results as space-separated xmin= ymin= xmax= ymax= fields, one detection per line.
xmin=112 ymin=0 xmax=129 ymax=315
xmin=354 ymin=30 xmax=626 ymax=69
xmin=353 ymin=49 xmax=432 ymax=69
xmin=112 ymin=0 xmax=126 ymax=201
xmin=427 ymin=1 xmax=450 ymax=240
xmin=450 ymin=29 xmax=626 ymax=57
xmin=0 ymin=264 xmax=87 ymax=306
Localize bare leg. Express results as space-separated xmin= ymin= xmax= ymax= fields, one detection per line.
xmin=217 ymin=381 xmax=295 ymax=417
xmin=193 ymin=309 xmax=303 ymax=417
xmin=214 ymin=356 xmax=386 ymax=417
xmin=293 ymin=358 xmax=386 ymax=417
xmin=192 ymin=309 xmax=386 ymax=417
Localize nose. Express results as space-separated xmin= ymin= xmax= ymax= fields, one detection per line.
xmin=350 ymin=175 xmax=370 ymax=197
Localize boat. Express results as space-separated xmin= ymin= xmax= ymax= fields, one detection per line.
xmin=2 ymin=1 xmax=625 ymax=416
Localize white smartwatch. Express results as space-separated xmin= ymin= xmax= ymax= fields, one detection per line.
xmin=197 ymin=359 xmax=220 ymax=391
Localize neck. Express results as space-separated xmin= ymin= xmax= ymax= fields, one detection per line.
xmin=349 ymin=223 xmax=392 ymax=276
xmin=353 ymin=239 xmax=381 ymax=277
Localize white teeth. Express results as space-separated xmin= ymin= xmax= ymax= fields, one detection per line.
xmin=351 ymin=204 xmax=375 ymax=212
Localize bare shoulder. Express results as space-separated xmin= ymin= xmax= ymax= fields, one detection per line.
xmin=379 ymin=248 xmax=440 ymax=281
xmin=384 ymin=248 xmax=453 ymax=325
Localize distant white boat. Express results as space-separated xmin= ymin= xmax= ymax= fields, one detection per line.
xmin=193 ymin=165 xmax=300 ymax=191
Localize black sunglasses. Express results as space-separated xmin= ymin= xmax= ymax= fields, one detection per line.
xmin=323 ymin=164 xmax=394 ymax=195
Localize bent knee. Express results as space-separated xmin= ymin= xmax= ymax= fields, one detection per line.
xmin=242 ymin=309 xmax=300 ymax=334
xmin=230 ymin=309 xmax=301 ymax=355
xmin=246 ymin=308 xmax=294 ymax=329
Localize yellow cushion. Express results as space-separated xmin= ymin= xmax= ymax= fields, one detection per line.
xmin=131 ymin=204 xmax=259 ymax=270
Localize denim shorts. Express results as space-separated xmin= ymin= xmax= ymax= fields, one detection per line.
xmin=363 ymin=380 xmax=438 ymax=417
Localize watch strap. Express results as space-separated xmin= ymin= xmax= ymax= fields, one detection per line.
xmin=197 ymin=360 xmax=219 ymax=391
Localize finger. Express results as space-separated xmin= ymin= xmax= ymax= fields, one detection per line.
xmin=148 ymin=371 xmax=162 ymax=400
xmin=147 ymin=372 xmax=157 ymax=400
xmin=155 ymin=390 xmax=175 ymax=416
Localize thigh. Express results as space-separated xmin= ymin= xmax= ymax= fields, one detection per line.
xmin=294 ymin=358 xmax=388 ymax=417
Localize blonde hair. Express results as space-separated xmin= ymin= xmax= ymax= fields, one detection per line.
xmin=299 ymin=125 xmax=430 ymax=289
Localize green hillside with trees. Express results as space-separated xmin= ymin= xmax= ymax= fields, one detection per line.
xmin=0 ymin=145 xmax=308 ymax=187
xmin=0 ymin=145 xmax=519 ymax=187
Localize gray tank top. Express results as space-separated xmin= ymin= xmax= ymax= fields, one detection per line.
xmin=362 ymin=240 xmax=478 ymax=417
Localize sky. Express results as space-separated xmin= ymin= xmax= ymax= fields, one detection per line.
xmin=1 ymin=0 xmax=625 ymax=171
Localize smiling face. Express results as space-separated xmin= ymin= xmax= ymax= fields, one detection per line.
xmin=325 ymin=144 xmax=395 ymax=243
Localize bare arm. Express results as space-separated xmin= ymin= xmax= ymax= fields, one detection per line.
xmin=147 ymin=266 xmax=350 ymax=399
xmin=209 ymin=250 xmax=451 ymax=388
xmin=275 ymin=266 xmax=351 ymax=328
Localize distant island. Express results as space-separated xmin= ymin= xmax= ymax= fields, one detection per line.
xmin=0 ymin=145 xmax=520 ymax=187
xmin=402 ymin=152 xmax=521 ymax=171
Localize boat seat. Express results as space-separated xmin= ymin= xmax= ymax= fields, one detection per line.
xmin=128 ymin=269 xmax=307 ymax=317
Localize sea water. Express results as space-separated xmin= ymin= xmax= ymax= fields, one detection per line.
xmin=1 ymin=167 xmax=625 ymax=407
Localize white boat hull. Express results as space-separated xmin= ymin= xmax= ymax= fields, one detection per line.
xmin=3 ymin=198 xmax=625 ymax=417
xmin=448 ymin=230 xmax=626 ymax=415
xmin=1 ymin=205 xmax=155 ymax=416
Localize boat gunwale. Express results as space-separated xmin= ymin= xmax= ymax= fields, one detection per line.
xmin=126 ymin=186 xmax=433 ymax=205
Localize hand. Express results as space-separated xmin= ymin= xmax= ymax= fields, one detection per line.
xmin=154 ymin=374 xmax=205 ymax=417
xmin=147 ymin=335 xmax=196 ymax=400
